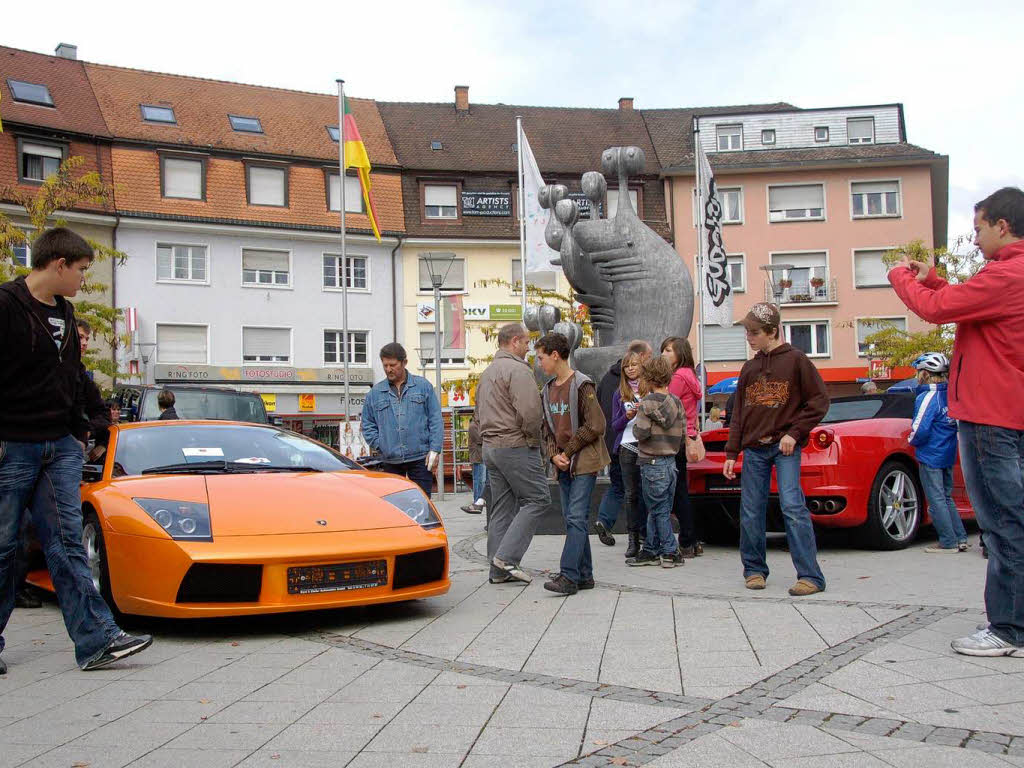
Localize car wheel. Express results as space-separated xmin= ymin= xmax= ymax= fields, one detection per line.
xmin=82 ymin=510 xmax=123 ymax=620
xmin=860 ymin=460 xmax=922 ymax=550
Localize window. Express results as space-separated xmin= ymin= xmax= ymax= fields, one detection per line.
xmin=11 ymin=230 xmax=31 ymax=268
xmin=854 ymin=249 xmax=891 ymax=288
xmin=247 ymin=165 xmax=287 ymax=207
xmin=424 ymin=185 xmax=458 ymax=219
xmin=324 ymin=330 xmax=369 ymax=366
xmin=326 ymin=125 xmax=340 ymax=142
xmin=430 ymin=141 xmax=443 ymax=150
xmin=848 ymin=118 xmax=874 ymax=144
xmin=784 ymin=322 xmax=830 ymax=357
xmin=703 ymin=326 xmax=747 ymax=361
xmin=242 ymin=248 xmax=290 ymax=287
xmin=19 ymin=141 xmax=63 ymax=182
xmin=607 ymin=188 xmax=639 ymax=218
xmin=857 ymin=318 xmax=906 ymax=356
xmin=511 ymin=258 xmax=558 ymax=292
xmin=157 ymin=244 xmax=208 ymax=283
xmin=768 ymin=184 xmax=825 ymax=221
xmin=417 ymin=254 xmax=464 ymax=292
xmin=761 ymin=129 xmax=776 ymax=145
xmin=229 ymin=114 xmax=263 ymax=133
xmin=419 ymin=331 xmax=465 ymax=365
xmin=7 ymin=79 xmax=53 ymax=107
xmin=719 ymin=187 xmax=743 ymax=223
xmin=726 ymin=254 xmax=745 ymax=292
xmin=814 ymin=126 xmax=829 ymax=142
xmin=323 ymin=254 xmax=368 ymax=290
xmin=716 ymin=124 xmax=742 ymax=151
xmin=328 ymin=173 xmax=364 ymax=213
xmin=161 ymin=157 xmax=204 ymax=200
xmin=852 ymin=180 xmax=900 ymax=218
xmin=771 ymin=252 xmax=828 ymax=300
xmin=242 ymin=327 xmax=290 ymax=363
xmin=141 ymin=104 xmax=176 ymax=124
xmin=156 ymin=324 xmax=207 ymax=364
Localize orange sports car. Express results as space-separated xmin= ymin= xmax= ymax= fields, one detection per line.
xmin=27 ymin=421 xmax=450 ymax=618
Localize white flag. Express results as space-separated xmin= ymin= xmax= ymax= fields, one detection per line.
xmin=697 ymin=142 xmax=733 ymax=327
xmin=521 ymin=129 xmax=558 ymax=273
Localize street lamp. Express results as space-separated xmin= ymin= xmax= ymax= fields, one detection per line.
xmin=760 ymin=263 xmax=794 ymax=303
xmin=420 ymin=252 xmax=458 ymax=500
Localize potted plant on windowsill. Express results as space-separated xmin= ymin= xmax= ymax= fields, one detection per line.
xmin=810 ymin=276 xmax=825 ymax=289
xmin=778 ymin=278 xmax=792 ymax=289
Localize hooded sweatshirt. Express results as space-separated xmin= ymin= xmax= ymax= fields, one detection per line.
xmin=0 ymin=276 xmax=92 ymax=442
xmin=724 ymin=343 xmax=828 ymax=460
xmin=909 ymin=382 xmax=957 ymax=468
xmin=633 ymin=392 xmax=684 ymax=459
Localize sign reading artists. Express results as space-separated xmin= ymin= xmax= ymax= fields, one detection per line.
xmin=697 ymin=141 xmax=733 ymax=327
xmin=461 ymin=192 xmax=511 ymax=217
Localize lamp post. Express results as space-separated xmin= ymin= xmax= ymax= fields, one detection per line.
xmin=760 ymin=263 xmax=795 ymax=304
xmin=420 ymin=252 xmax=457 ymax=500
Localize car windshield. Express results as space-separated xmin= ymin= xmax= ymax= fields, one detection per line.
xmin=820 ymin=394 xmax=915 ymax=424
xmin=139 ymin=389 xmax=267 ymax=423
xmin=113 ymin=424 xmax=357 ymax=477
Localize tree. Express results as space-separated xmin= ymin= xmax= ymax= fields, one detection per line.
xmin=0 ymin=156 xmax=128 ymax=382
xmin=856 ymin=235 xmax=981 ymax=369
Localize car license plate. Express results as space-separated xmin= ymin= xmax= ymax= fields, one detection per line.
xmin=287 ymin=560 xmax=388 ymax=594
xmin=706 ymin=475 xmax=741 ymax=493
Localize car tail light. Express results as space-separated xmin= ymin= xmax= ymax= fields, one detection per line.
xmin=812 ymin=428 xmax=835 ymax=449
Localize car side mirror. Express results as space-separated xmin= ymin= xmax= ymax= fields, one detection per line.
xmin=82 ymin=464 xmax=104 ymax=483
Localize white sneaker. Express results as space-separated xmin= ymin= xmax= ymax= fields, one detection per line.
xmin=923 ymin=546 xmax=958 ymax=553
xmin=951 ymin=628 xmax=1024 ymax=657
xmin=491 ymin=557 xmax=532 ymax=584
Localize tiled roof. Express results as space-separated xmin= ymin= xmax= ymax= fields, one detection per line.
xmin=0 ymin=134 xmax=114 ymax=213
xmin=0 ymin=46 xmax=110 ymax=136
xmin=82 ymin=63 xmax=398 ymax=166
xmin=662 ymin=142 xmax=947 ymax=174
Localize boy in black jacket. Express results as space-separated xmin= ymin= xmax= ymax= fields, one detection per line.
xmin=0 ymin=227 xmax=151 ymax=674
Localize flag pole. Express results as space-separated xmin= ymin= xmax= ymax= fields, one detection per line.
xmin=337 ymin=80 xmax=351 ymax=434
xmin=516 ymin=115 xmax=527 ymax=320
xmin=693 ymin=116 xmax=707 ymax=429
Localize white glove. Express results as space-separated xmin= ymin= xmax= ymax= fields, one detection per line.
xmin=425 ymin=451 xmax=439 ymax=471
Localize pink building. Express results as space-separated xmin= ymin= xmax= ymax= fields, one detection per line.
xmin=648 ymin=104 xmax=948 ymax=394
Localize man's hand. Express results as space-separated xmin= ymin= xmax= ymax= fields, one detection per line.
xmin=723 ymin=459 xmax=736 ymax=480
xmin=898 ymin=250 xmax=932 ymax=283
xmin=780 ymin=434 xmax=797 ymax=456
xmin=425 ymin=451 xmax=439 ymax=471
xmin=553 ymin=453 xmax=570 ymax=471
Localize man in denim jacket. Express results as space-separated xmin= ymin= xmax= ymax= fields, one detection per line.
xmin=361 ymin=342 xmax=443 ymax=497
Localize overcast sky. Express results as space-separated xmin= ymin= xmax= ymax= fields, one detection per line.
xmin=6 ymin=0 xmax=1021 ymax=242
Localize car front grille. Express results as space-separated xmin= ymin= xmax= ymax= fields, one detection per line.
xmin=393 ymin=547 xmax=447 ymax=590
xmin=176 ymin=563 xmax=263 ymax=603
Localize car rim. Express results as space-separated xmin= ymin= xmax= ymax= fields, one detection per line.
xmin=878 ymin=469 xmax=919 ymax=542
xmin=82 ymin=523 xmax=102 ymax=593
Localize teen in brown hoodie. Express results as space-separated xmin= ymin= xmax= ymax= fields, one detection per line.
xmin=724 ymin=303 xmax=828 ymax=596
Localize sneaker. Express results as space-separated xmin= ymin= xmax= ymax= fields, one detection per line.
xmin=677 ymin=545 xmax=699 ymax=559
xmin=626 ymin=551 xmax=660 ymax=567
xmin=788 ymin=580 xmax=823 ymax=596
xmin=543 ymin=573 xmax=578 ymax=595
xmin=81 ymin=632 xmax=153 ymax=671
xmin=924 ymin=546 xmax=958 ymax=554
xmin=951 ymin=628 xmax=1024 ymax=657
xmin=660 ymin=553 xmax=683 ymax=568
xmin=488 ymin=572 xmax=512 ymax=584
xmin=14 ymin=589 xmax=42 ymax=609
xmin=957 ymin=541 xmax=970 ymax=552
xmin=745 ymin=574 xmax=766 ymax=590
xmin=578 ymin=577 xmax=595 ymax=590
xmin=492 ymin=557 xmax=532 ymax=584
xmin=594 ymin=521 xmax=615 ymax=547
xmin=693 ymin=541 xmax=704 ymax=556
xmin=460 ymin=503 xmax=483 ymax=514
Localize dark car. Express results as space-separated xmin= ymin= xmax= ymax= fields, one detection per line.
xmin=114 ymin=385 xmax=273 ymax=425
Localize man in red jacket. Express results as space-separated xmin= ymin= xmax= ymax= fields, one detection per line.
xmin=889 ymin=186 xmax=1024 ymax=658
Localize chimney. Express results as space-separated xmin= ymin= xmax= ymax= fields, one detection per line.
xmin=455 ymin=85 xmax=469 ymax=112
xmin=55 ymin=43 xmax=78 ymax=60
xmin=618 ymin=97 xmax=634 ymax=112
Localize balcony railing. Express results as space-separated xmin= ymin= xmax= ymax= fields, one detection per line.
xmin=763 ymin=277 xmax=838 ymax=305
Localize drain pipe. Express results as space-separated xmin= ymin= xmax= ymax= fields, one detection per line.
xmin=390 ymin=234 xmax=404 ymax=342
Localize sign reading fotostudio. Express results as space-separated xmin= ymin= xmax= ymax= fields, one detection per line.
xmin=154 ymin=364 xmax=375 ymax=385
xmin=461 ymin=192 xmax=511 ymax=217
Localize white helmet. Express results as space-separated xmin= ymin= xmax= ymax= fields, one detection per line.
xmin=913 ymin=352 xmax=949 ymax=373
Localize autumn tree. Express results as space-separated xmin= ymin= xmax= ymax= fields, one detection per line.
xmin=0 ymin=156 xmax=128 ymax=381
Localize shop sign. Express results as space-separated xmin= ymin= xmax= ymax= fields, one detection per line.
xmin=461 ymin=191 xmax=511 ymax=217
xmin=417 ymin=303 xmax=491 ymax=322
xmin=568 ymin=193 xmax=603 ymax=218
xmin=154 ymin=364 xmax=374 ymax=385
xmin=260 ymin=394 xmax=277 ymax=412
xmin=299 ymin=394 xmax=316 ymax=412
xmin=489 ymin=304 xmax=522 ymax=320
xmin=448 ymin=386 xmax=470 ymax=407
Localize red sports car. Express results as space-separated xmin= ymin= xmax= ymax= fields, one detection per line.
xmin=687 ymin=393 xmax=975 ymax=549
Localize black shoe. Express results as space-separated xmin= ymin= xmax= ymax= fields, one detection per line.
xmin=81 ymin=632 xmax=153 ymax=671
xmin=661 ymin=552 xmax=684 ymax=568
xmin=624 ymin=532 xmax=641 ymax=559
xmin=0 ymin=656 xmax=6 ymax=675
xmin=694 ymin=541 xmax=704 ymax=556
xmin=626 ymin=551 xmax=660 ymax=567
xmin=594 ymin=521 xmax=615 ymax=547
xmin=578 ymin=577 xmax=595 ymax=590
xmin=543 ymin=573 xmax=578 ymax=595
xmin=461 ymin=503 xmax=483 ymax=514
xmin=14 ymin=589 xmax=42 ymax=609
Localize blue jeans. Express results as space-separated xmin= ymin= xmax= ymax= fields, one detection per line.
xmin=597 ymin=452 xmax=623 ymax=529
xmin=0 ymin=435 xmax=121 ymax=667
xmin=640 ymin=456 xmax=677 ymax=556
xmin=958 ymin=421 xmax=1024 ymax=646
xmin=472 ymin=462 xmax=487 ymax=501
xmin=739 ymin=444 xmax=825 ymax=589
xmin=920 ymin=464 xmax=967 ymax=549
xmin=557 ymin=471 xmax=597 ymax=584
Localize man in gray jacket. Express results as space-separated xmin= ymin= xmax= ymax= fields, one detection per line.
xmin=476 ymin=323 xmax=548 ymax=584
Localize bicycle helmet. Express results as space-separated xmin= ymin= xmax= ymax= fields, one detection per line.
xmin=912 ymin=352 xmax=949 ymax=373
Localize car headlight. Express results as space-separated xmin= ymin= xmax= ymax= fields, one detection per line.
xmin=383 ymin=489 xmax=441 ymax=529
xmin=133 ymin=498 xmax=212 ymax=541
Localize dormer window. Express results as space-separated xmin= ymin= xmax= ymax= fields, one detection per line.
xmin=430 ymin=141 xmax=443 ymax=150
xmin=716 ymin=124 xmax=742 ymax=151
xmin=141 ymin=104 xmax=176 ymax=124
xmin=18 ymin=139 xmax=65 ymax=183
xmin=327 ymin=125 xmax=340 ymax=142
xmin=814 ymin=126 xmax=829 ymax=143
xmin=7 ymin=79 xmax=53 ymax=107
xmin=229 ymin=115 xmax=263 ymax=133
xmin=848 ymin=117 xmax=875 ymax=144
xmin=761 ymin=129 xmax=776 ymax=146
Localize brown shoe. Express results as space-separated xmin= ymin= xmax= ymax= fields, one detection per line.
xmin=788 ymin=579 xmax=823 ymax=596
xmin=745 ymin=574 xmax=766 ymax=590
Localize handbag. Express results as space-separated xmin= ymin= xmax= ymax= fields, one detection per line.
xmin=685 ymin=434 xmax=706 ymax=463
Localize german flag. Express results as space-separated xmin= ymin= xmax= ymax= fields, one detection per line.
xmin=343 ymin=97 xmax=381 ymax=241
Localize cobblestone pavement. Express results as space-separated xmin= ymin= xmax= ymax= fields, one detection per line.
xmin=1 ymin=494 xmax=1021 ymax=767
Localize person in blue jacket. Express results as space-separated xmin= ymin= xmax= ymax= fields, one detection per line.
xmin=909 ymin=352 xmax=968 ymax=553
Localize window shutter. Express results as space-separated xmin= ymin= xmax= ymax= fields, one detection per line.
xmin=855 ymin=251 xmax=889 ymax=286
xmin=702 ymin=326 xmax=747 ymax=361
xmin=157 ymin=246 xmax=172 ymax=279
xmin=242 ymin=249 xmax=288 ymax=271
xmin=157 ymin=325 xmax=207 ymax=363
xmin=249 ymin=166 xmax=285 ymax=206
xmin=164 ymin=158 xmax=202 ymax=199
xmin=858 ymin=318 xmax=906 ymax=345
xmin=512 ymin=259 xmax=557 ymax=290
xmin=768 ymin=185 xmax=824 ymax=211
xmin=23 ymin=142 xmax=63 ymax=159
xmin=329 ymin=175 xmax=363 ymax=212
xmin=418 ymin=254 xmax=463 ymax=291
xmin=772 ymin=252 xmax=826 ymax=269
xmin=848 ymin=118 xmax=874 ymax=141
xmin=243 ymin=328 xmax=290 ymax=358
xmin=607 ymin=189 xmax=638 ymax=218
xmin=852 ymin=181 xmax=897 ymax=195
xmin=424 ymin=185 xmax=457 ymax=207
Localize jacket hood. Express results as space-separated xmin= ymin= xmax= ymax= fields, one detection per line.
xmin=0 ymin=276 xmax=38 ymax=310
xmin=642 ymin=393 xmax=678 ymax=427
xmin=993 ymin=240 xmax=1024 ymax=262
xmin=753 ymin=342 xmax=796 ymax=376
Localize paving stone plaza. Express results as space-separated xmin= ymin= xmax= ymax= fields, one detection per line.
xmin=1 ymin=497 xmax=1021 ymax=768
